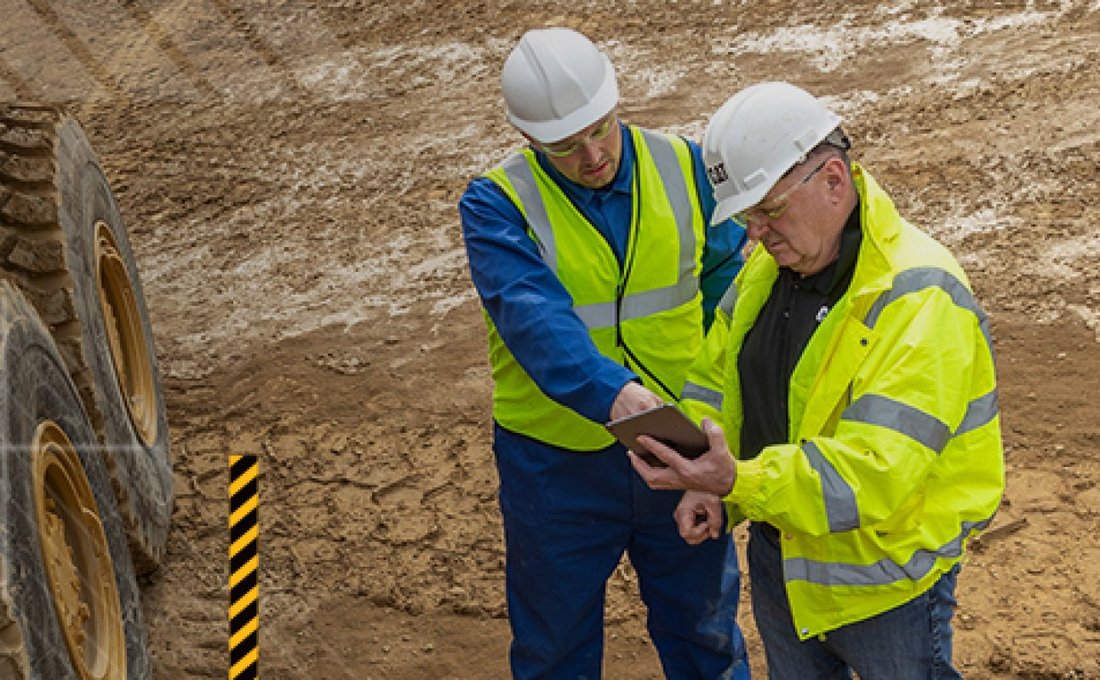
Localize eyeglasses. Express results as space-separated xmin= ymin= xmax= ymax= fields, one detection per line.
xmin=735 ymin=158 xmax=828 ymax=225
xmin=538 ymin=114 xmax=617 ymax=158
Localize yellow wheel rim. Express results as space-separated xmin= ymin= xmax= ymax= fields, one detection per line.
xmin=94 ymin=221 xmax=158 ymax=447
xmin=32 ymin=421 xmax=127 ymax=680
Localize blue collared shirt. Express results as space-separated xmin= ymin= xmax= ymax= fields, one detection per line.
xmin=460 ymin=124 xmax=746 ymax=426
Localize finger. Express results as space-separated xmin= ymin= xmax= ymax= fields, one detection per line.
xmin=705 ymin=502 xmax=723 ymax=540
xmin=687 ymin=504 xmax=715 ymax=542
xmin=701 ymin=417 xmax=726 ymax=451
xmin=636 ymin=434 xmax=679 ymax=467
xmin=674 ymin=502 xmax=696 ymax=536
xmin=626 ymin=449 xmax=652 ymax=480
xmin=683 ymin=525 xmax=708 ymax=545
xmin=677 ymin=510 xmax=709 ymax=545
xmin=627 ymin=449 xmax=667 ymax=488
xmin=635 ymin=437 xmax=697 ymax=492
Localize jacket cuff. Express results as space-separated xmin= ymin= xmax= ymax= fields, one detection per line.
xmin=724 ymin=458 xmax=765 ymax=519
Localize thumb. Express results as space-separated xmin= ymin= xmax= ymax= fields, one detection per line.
xmin=701 ymin=417 xmax=725 ymax=449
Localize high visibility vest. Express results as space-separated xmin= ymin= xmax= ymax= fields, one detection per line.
xmin=483 ymin=126 xmax=706 ymax=450
xmin=682 ymin=165 xmax=1004 ymax=638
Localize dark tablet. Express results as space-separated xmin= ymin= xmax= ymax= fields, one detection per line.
xmin=606 ymin=403 xmax=708 ymax=467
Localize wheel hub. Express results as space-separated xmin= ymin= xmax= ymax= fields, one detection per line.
xmin=94 ymin=221 xmax=158 ymax=447
xmin=32 ymin=420 xmax=127 ymax=680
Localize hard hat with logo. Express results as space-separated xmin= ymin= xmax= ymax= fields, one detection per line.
xmin=702 ymin=81 xmax=842 ymax=224
xmin=501 ymin=28 xmax=619 ymax=144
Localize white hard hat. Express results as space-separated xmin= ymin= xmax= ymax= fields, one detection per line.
xmin=501 ymin=28 xmax=619 ymax=143
xmin=702 ymin=82 xmax=842 ymax=224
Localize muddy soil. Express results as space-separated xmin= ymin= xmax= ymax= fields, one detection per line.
xmin=3 ymin=1 xmax=1099 ymax=677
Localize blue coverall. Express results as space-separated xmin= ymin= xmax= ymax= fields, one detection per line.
xmin=459 ymin=124 xmax=751 ymax=679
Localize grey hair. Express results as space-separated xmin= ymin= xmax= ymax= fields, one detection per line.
xmin=812 ymin=126 xmax=852 ymax=173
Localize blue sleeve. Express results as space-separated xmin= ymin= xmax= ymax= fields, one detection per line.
xmin=459 ymin=176 xmax=638 ymax=424
xmin=687 ymin=139 xmax=747 ymax=330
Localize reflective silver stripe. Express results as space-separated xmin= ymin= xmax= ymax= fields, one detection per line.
xmin=718 ymin=281 xmax=739 ymax=316
xmin=574 ymin=275 xmax=699 ymax=329
xmin=858 ymin=268 xmax=999 ymax=441
xmin=957 ymin=389 xmax=999 ymax=436
xmin=842 ymin=394 xmax=951 ymax=455
xmin=640 ymin=130 xmax=697 ymax=278
xmin=681 ymin=380 xmax=724 ymax=411
xmin=863 ymin=267 xmax=992 ymax=351
xmin=500 ymin=153 xmax=557 ymax=272
xmin=802 ymin=440 xmax=860 ymax=532
xmin=784 ymin=518 xmax=992 ymax=587
xmin=572 ymin=301 xmax=613 ymax=329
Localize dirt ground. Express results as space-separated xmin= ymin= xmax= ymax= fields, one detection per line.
xmin=3 ymin=1 xmax=1100 ymax=678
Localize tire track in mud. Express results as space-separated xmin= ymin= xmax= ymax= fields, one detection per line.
xmin=207 ymin=0 xmax=314 ymax=102
xmin=22 ymin=0 xmax=132 ymax=104
xmin=119 ymin=0 xmax=223 ymax=102
xmin=0 ymin=53 xmax=36 ymax=101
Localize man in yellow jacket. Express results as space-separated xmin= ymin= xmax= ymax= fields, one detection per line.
xmin=630 ymin=82 xmax=1005 ymax=678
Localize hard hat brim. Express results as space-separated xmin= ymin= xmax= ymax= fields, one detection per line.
xmin=507 ymin=54 xmax=619 ymax=143
xmin=710 ymin=184 xmax=771 ymax=226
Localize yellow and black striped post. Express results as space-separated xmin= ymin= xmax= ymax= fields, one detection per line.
xmin=229 ymin=455 xmax=260 ymax=680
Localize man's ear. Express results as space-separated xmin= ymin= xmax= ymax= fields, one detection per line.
xmin=825 ymin=157 xmax=847 ymax=192
xmin=825 ymin=159 xmax=839 ymax=187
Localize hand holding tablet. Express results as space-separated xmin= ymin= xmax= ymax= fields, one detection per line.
xmin=605 ymin=403 xmax=708 ymax=467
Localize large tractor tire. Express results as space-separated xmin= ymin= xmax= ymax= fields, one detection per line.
xmin=0 ymin=104 xmax=171 ymax=573
xmin=0 ymin=282 xmax=151 ymax=680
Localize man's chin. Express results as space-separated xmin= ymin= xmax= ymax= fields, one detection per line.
xmin=764 ymin=244 xmax=789 ymax=260
xmin=580 ymin=174 xmax=612 ymax=189
xmin=580 ymin=158 xmax=620 ymax=186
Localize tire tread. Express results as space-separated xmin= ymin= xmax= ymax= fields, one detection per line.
xmin=0 ymin=103 xmax=170 ymax=574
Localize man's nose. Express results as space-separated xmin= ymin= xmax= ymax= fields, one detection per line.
xmin=745 ymin=217 xmax=768 ymax=240
xmin=578 ymin=138 xmax=602 ymax=163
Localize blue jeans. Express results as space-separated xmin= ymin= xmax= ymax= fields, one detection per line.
xmin=495 ymin=425 xmax=751 ymax=679
xmin=747 ymin=522 xmax=962 ymax=680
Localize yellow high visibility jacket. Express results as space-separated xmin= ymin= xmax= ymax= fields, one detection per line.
xmin=483 ymin=126 xmax=706 ymax=450
xmin=682 ymin=164 xmax=1004 ymax=639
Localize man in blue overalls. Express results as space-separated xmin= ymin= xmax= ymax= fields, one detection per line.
xmin=459 ymin=27 xmax=751 ymax=679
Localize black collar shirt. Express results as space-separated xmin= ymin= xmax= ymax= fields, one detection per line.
xmin=737 ymin=203 xmax=863 ymax=461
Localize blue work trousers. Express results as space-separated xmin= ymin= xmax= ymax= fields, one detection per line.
xmin=747 ymin=521 xmax=962 ymax=679
xmin=494 ymin=425 xmax=750 ymax=679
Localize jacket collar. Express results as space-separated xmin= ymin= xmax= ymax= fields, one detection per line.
xmin=845 ymin=163 xmax=907 ymax=308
